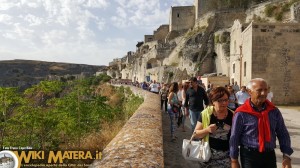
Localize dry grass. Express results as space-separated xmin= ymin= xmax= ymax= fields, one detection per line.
xmin=95 ymin=83 xmax=114 ymax=97
xmin=80 ymin=120 xmax=125 ymax=151
xmin=49 ymin=65 xmax=65 ymax=70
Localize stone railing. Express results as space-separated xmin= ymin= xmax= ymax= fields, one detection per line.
xmin=90 ymin=85 xmax=164 ymax=168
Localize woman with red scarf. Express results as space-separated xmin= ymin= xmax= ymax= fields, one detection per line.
xmin=230 ymin=78 xmax=293 ymax=168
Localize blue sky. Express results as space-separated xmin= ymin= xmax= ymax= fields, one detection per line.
xmin=0 ymin=0 xmax=191 ymax=66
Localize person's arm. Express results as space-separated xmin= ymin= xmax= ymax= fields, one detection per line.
xmin=168 ymin=92 xmax=174 ymax=105
xmin=184 ymin=90 xmax=189 ymax=116
xmin=203 ymin=88 xmax=209 ymax=106
xmin=184 ymin=90 xmax=189 ymax=108
xmin=230 ymin=113 xmax=244 ymax=165
xmin=274 ymin=109 xmax=293 ymax=167
xmin=194 ymin=121 xmax=217 ymax=138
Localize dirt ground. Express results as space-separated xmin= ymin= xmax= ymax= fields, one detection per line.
xmin=162 ymin=107 xmax=300 ymax=168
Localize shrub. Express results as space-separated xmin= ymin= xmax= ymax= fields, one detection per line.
xmin=265 ymin=5 xmax=276 ymax=17
xmin=275 ymin=11 xmax=283 ymax=21
xmin=214 ymin=34 xmax=220 ymax=43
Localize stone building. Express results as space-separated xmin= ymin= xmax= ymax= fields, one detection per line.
xmin=194 ymin=0 xmax=208 ymax=19
xmin=230 ymin=20 xmax=300 ymax=105
xmin=169 ymin=6 xmax=195 ymax=32
xmin=154 ymin=25 xmax=169 ymax=41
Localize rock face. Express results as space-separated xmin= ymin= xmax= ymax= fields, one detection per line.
xmin=107 ymin=0 xmax=299 ymax=85
xmin=0 ymin=60 xmax=105 ymax=88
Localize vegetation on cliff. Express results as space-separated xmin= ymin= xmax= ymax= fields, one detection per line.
xmin=0 ymin=74 xmax=143 ymax=151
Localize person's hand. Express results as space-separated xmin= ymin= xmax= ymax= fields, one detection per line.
xmin=282 ymin=156 xmax=292 ymax=168
xmin=231 ymin=161 xmax=240 ymax=168
xmin=206 ymin=124 xmax=217 ymax=133
xmin=185 ymin=108 xmax=189 ymax=117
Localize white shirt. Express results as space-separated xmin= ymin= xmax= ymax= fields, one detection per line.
xmin=267 ymin=92 xmax=273 ymax=102
xmin=149 ymin=83 xmax=159 ymax=93
xmin=235 ymin=91 xmax=250 ymax=105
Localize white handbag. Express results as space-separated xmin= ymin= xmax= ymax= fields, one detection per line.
xmin=182 ymin=134 xmax=211 ymax=162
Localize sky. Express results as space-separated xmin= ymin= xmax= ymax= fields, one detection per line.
xmin=0 ymin=0 xmax=192 ymax=66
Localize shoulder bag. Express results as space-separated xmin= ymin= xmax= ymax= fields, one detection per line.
xmin=182 ymin=132 xmax=211 ymax=162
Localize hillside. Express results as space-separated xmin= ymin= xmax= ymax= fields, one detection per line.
xmin=0 ymin=59 xmax=106 ymax=88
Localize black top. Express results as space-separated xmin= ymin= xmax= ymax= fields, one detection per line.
xmin=199 ymin=110 xmax=233 ymax=151
xmin=184 ymin=86 xmax=209 ymax=111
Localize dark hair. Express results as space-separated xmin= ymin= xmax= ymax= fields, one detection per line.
xmin=169 ymin=82 xmax=179 ymax=93
xmin=209 ymin=86 xmax=230 ymax=104
xmin=189 ymin=77 xmax=197 ymax=82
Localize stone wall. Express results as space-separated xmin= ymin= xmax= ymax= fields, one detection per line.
xmin=291 ymin=2 xmax=300 ymax=22
xmin=91 ymin=86 xmax=163 ymax=168
xmin=154 ymin=25 xmax=169 ymax=41
xmin=144 ymin=35 xmax=154 ymax=43
xmin=251 ymin=22 xmax=300 ymax=105
xmin=169 ymin=6 xmax=195 ymax=31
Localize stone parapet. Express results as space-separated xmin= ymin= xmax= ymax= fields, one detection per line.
xmin=91 ymin=85 xmax=163 ymax=168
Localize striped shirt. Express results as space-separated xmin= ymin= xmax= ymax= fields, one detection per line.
xmin=230 ymin=101 xmax=293 ymax=159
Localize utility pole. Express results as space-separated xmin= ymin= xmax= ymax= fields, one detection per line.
xmin=239 ymin=45 xmax=243 ymax=86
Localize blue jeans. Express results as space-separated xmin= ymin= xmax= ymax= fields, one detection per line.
xmin=167 ymin=105 xmax=179 ymax=137
xmin=189 ymin=109 xmax=201 ymax=132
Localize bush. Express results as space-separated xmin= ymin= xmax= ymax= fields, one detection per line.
xmin=265 ymin=5 xmax=276 ymax=17
xmin=214 ymin=34 xmax=220 ymax=43
xmin=275 ymin=11 xmax=283 ymax=21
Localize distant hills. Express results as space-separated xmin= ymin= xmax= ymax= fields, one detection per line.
xmin=0 ymin=59 xmax=106 ymax=88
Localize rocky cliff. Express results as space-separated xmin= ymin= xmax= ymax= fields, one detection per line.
xmin=0 ymin=60 xmax=105 ymax=89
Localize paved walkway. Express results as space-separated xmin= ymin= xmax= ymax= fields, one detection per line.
xmin=162 ymin=106 xmax=300 ymax=168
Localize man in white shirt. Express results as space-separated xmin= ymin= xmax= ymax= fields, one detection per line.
xmin=149 ymin=80 xmax=159 ymax=94
xmin=235 ymin=86 xmax=250 ymax=106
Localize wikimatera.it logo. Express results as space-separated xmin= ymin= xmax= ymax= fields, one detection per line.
xmin=1 ymin=147 xmax=102 ymax=167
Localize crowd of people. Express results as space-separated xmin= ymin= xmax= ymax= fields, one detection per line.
xmin=132 ymin=77 xmax=292 ymax=168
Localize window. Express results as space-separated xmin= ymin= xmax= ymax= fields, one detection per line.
xmin=177 ymin=13 xmax=180 ymax=17
xmin=244 ymin=62 xmax=246 ymax=76
xmin=233 ymin=63 xmax=235 ymax=73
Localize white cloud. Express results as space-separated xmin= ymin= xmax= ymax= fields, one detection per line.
xmin=0 ymin=0 xmax=192 ymax=65
xmin=112 ymin=0 xmax=168 ymax=29
xmin=2 ymin=33 xmax=17 ymax=40
xmin=96 ymin=18 xmax=106 ymax=30
xmin=116 ymin=7 xmax=127 ymax=18
xmin=41 ymin=30 xmax=68 ymax=46
xmin=84 ymin=0 xmax=109 ymax=9
xmin=20 ymin=0 xmax=41 ymax=8
xmin=104 ymin=38 xmax=126 ymax=47
xmin=172 ymin=0 xmax=192 ymax=6
xmin=0 ymin=1 xmax=18 ymax=10
xmin=13 ymin=23 xmax=34 ymax=39
xmin=111 ymin=16 xmax=128 ymax=28
xmin=22 ymin=14 xmax=43 ymax=26
xmin=0 ymin=14 xmax=13 ymax=24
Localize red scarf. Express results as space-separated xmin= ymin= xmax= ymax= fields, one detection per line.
xmin=236 ymin=99 xmax=275 ymax=152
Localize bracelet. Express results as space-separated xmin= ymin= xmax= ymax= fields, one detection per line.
xmin=231 ymin=160 xmax=238 ymax=163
